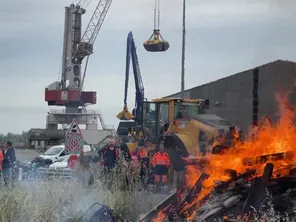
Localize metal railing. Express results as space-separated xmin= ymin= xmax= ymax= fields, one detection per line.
xmin=48 ymin=109 xmax=115 ymax=130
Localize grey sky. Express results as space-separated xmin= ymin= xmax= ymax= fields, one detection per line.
xmin=1 ymin=0 xmax=296 ymax=133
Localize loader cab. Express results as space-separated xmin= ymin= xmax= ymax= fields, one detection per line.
xmin=141 ymin=98 xmax=209 ymax=143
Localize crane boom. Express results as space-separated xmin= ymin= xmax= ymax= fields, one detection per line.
xmin=81 ymin=0 xmax=113 ymax=46
xmin=76 ymin=0 xmax=113 ymax=59
xmin=117 ymin=32 xmax=144 ymax=121
xmin=125 ymin=32 xmax=144 ymax=119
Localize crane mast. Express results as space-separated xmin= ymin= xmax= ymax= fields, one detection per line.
xmin=61 ymin=4 xmax=86 ymax=90
xmin=61 ymin=1 xmax=113 ymax=90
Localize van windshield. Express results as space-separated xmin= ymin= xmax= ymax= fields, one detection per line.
xmin=44 ymin=146 xmax=64 ymax=155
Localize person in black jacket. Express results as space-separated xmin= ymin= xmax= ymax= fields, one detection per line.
xmin=2 ymin=141 xmax=16 ymax=186
xmin=98 ymin=139 xmax=119 ymax=172
xmin=169 ymin=146 xmax=187 ymax=190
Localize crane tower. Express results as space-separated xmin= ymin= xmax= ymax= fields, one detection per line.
xmin=40 ymin=2 xmax=113 ymax=146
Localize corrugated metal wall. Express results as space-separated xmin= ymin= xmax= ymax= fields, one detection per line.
xmin=167 ymin=60 xmax=296 ymax=132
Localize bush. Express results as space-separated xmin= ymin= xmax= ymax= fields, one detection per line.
xmin=91 ymin=154 xmax=162 ymax=220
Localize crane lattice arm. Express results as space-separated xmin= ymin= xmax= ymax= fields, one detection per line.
xmin=82 ymin=0 xmax=113 ymax=45
xmin=75 ymin=0 xmax=113 ymax=59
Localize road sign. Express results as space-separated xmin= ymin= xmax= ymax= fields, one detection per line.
xmin=67 ymin=119 xmax=82 ymax=135
xmin=65 ymin=119 xmax=84 ymax=154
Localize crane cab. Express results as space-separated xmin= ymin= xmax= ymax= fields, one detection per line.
xmin=143 ymin=29 xmax=169 ymax=52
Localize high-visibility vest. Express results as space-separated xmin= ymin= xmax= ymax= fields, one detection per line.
xmin=139 ymin=148 xmax=148 ymax=159
xmin=151 ymin=152 xmax=170 ymax=167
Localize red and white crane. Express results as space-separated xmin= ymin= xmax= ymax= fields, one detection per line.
xmin=40 ymin=0 xmax=114 ymax=148
xmin=45 ymin=0 xmax=112 ymax=110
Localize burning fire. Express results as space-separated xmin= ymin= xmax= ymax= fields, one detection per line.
xmin=154 ymin=93 xmax=296 ymax=221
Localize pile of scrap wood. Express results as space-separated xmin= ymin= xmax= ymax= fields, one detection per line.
xmin=139 ymin=156 xmax=296 ymax=222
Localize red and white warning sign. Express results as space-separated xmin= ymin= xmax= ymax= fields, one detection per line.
xmin=65 ymin=119 xmax=84 ymax=155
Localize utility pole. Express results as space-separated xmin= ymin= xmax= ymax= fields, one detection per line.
xmin=181 ymin=0 xmax=186 ymax=99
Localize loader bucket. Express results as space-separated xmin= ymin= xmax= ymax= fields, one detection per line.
xmin=165 ymin=119 xmax=218 ymax=156
xmin=116 ymin=107 xmax=135 ymax=120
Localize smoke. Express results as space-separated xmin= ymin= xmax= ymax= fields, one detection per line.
xmin=271 ymin=0 xmax=296 ymax=12
xmin=0 ymin=179 xmax=109 ymax=221
xmin=1 ymin=165 xmax=165 ymax=221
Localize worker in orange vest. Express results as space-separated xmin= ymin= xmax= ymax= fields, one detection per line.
xmin=151 ymin=142 xmax=171 ymax=189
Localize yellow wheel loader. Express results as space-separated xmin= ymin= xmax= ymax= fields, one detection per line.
xmin=117 ymin=97 xmax=242 ymax=157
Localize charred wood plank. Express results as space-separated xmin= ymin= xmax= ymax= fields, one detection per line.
xmin=138 ymin=192 xmax=177 ymax=222
xmin=215 ymin=169 xmax=256 ymax=192
xmin=242 ymin=163 xmax=274 ymax=214
xmin=222 ymin=218 xmax=244 ymax=222
xmin=138 ymin=173 xmax=193 ymax=221
xmin=138 ymin=172 xmax=203 ymax=221
xmin=167 ymin=173 xmax=209 ymax=220
xmin=181 ymin=193 xmax=211 ymax=219
xmin=212 ymin=145 xmax=232 ymax=155
xmin=180 ymin=170 xmax=255 ymax=219
xmin=198 ymin=206 xmax=223 ymax=221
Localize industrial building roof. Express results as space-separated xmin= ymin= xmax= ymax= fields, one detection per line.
xmin=166 ymin=59 xmax=296 ymax=97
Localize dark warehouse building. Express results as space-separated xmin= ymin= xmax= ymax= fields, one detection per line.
xmin=167 ymin=60 xmax=296 ymax=133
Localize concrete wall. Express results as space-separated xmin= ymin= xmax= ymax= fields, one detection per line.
xmin=167 ymin=60 xmax=296 ymax=132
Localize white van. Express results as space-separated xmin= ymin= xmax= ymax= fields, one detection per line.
xmin=39 ymin=145 xmax=92 ymax=162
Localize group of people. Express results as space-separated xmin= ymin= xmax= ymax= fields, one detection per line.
xmin=0 ymin=141 xmax=17 ymax=187
xmin=0 ymin=139 xmax=186 ymax=190
xmin=99 ymin=138 xmax=186 ymax=190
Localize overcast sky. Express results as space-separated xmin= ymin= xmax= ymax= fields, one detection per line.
xmin=1 ymin=0 xmax=296 ymax=133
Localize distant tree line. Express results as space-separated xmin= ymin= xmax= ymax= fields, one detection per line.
xmin=0 ymin=132 xmax=28 ymax=144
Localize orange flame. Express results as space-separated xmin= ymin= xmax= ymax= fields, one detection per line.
xmin=154 ymin=93 xmax=296 ymax=221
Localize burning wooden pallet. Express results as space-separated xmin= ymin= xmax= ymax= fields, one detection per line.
xmin=139 ymin=151 xmax=296 ymax=222
xmin=139 ymin=99 xmax=296 ymax=221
